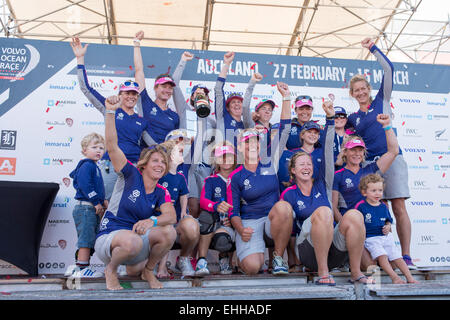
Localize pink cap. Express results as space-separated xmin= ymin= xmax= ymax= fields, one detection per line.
xmin=344 ymin=138 xmax=366 ymax=149
xmin=214 ymin=145 xmax=236 ymax=157
xmin=295 ymin=99 xmax=313 ymax=108
xmin=155 ymin=76 xmax=176 ymax=86
xmin=239 ymin=130 xmax=260 ymax=143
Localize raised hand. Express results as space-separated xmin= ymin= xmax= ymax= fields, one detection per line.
xmin=361 ymin=37 xmax=374 ymax=49
xmin=251 ymin=72 xmax=263 ymax=82
xmin=181 ymin=51 xmax=194 ymax=61
xmin=135 ymin=30 xmax=144 ymax=41
xmin=376 ymin=114 xmax=391 ymax=127
xmin=223 ymin=51 xmax=235 ymax=65
xmin=322 ymin=100 xmax=335 ymax=117
xmin=105 ymin=95 xmax=122 ymax=111
xmin=276 ymin=81 xmax=290 ymax=97
xmin=70 ymin=37 xmax=88 ymax=58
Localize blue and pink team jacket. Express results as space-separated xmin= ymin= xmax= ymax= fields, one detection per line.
xmin=227 ymin=163 xmax=280 ymax=220
xmin=355 ymin=200 xmax=393 ymax=238
xmin=97 ymin=162 xmax=172 ymax=238
xmin=77 ymin=64 xmax=151 ymax=163
xmin=346 ymin=44 xmax=401 ymax=161
xmin=333 ymin=162 xmax=379 ymax=213
xmin=200 ymin=173 xmax=228 ymax=213
xmin=158 ymin=172 xmax=189 ymax=222
xmin=138 ymin=88 xmax=180 ymax=144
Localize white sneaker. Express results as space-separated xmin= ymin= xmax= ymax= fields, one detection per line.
xmin=176 ymin=256 xmax=195 ymax=277
xmin=71 ymin=267 xmax=104 ymax=278
xmin=64 ymin=265 xmax=77 ymax=276
xmin=195 ymin=258 xmax=210 ymax=276
xmin=219 ymin=257 xmax=233 ymax=275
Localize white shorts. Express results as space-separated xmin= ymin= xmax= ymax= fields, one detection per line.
xmin=235 ymin=216 xmax=272 ymax=262
xmin=94 ymin=229 xmax=151 ymax=266
xmin=364 ymin=233 xmax=402 ymax=261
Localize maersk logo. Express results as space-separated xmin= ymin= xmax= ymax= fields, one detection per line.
xmin=404 ymin=148 xmax=426 ymax=153
xmin=410 ymin=201 xmax=434 ymax=206
xmin=434 ymin=164 xmax=450 ymax=171
xmin=399 ymin=98 xmax=421 ymax=104
xmin=427 ymin=114 xmax=449 ymax=120
xmin=48 ymin=99 xmax=76 ymax=107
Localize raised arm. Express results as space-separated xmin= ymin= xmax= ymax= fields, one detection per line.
xmin=362 ymin=38 xmax=394 ymax=115
xmin=133 ymin=30 xmax=146 ymax=93
xmin=71 ymin=37 xmax=106 ymax=114
xmin=375 ymin=114 xmax=399 ymax=173
xmin=270 ymin=82 xmax=292 ymax=169
xmin=172 ymin=51 xmax=194 ymax=129
xmin=242 ymin=72 xmax=262 ymax=128
xmin=321 ymin=101 xmax=336 ymax=201
xmin=104 ymin=96 xmax=127 ymax=172
xmin=215 ymin=52 xmax=235 ymax=125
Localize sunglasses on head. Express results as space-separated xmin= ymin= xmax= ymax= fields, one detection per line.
xmin=295 ymin=95 xmax=313 ymax=102
xmin=121 ymin=81 xmax=139 ymax=88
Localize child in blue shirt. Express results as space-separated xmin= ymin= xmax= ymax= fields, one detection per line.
xmin=356 ymin=174 xmax=418 ymax=284
xmin=69 ymin=132 xmax=107 ymax=278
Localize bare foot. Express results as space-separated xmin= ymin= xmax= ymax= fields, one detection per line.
xmin=392 ymin=277 xmax=406 ymax=284
xmin=142 ymin=266 xmax=163 ymax=289
xmin=105 ymin=265 xmax=123 ymax=290
xmin=407 ymin=278 xmax=420 ymax=284
xmin=156 ymin=266 xmax=171 ymax=279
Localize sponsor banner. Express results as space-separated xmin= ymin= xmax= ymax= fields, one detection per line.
xmin=0 ymin=37 xmax=449 ymax=272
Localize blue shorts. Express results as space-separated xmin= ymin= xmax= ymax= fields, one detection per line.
xmin=72 ymin=204 xmax=100 ymax=249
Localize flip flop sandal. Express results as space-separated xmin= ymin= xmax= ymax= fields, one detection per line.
xmin=348 ymin=275 xmax=376 ymax=284
xmin=315 ymin=275 xmax=336 ymax=286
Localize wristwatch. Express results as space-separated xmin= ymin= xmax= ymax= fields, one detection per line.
xmin=150 ymin=216 xmax=158 ymax=227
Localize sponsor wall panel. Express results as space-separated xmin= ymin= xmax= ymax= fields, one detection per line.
xmin=0 ymin=37 xmax=449 ymax=273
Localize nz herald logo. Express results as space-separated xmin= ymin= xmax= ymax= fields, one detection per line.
xmin=128 ymin=189 xmax=141 ymax=203
xmin=0 ymin=130 xmax=17 ymax=150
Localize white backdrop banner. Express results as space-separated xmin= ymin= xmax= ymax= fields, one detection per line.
xmin=0 ymin=37 xmax=449 ymax=274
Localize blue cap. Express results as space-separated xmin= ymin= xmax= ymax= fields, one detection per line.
xmin=191 ymin=84 xmax=210 ymax=96
xmin=301 ymin=121 xmax=321 ymax=133
xmin=334 ymin=106 xmax=347 ymax=115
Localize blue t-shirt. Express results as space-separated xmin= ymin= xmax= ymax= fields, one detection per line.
xmin=227 ymin=162 xmax=280 ymax=220
xmin=77 ymin=65 xmax=150 ymax=163
xmin=97 ymin=162 xmax=172 ymax=238
xmin=70 ymin=159 xmax=105 ymax=206
xmin=158 ymin=172 xmax=189 ymax=222
xmin=333 ymin=162 xmax=379 ymax=212
xmin=355 ymin=199 xmax=393 ymax=238
xmin=200 ymin=173 xmax=227 ymax=213
xmin=346 ymin=45 xmax=401 ymax=161
xmin=139 ymin=88 xmax=180 ymax=144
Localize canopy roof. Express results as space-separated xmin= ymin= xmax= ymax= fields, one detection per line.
xmin=1 ymin=0 xmax=449 ymax=64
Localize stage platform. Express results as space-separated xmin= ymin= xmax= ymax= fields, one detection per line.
xmin=1 ymin=268 xmax=450 ymax=300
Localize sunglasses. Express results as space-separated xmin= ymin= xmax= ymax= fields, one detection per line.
xmin=295 ymin=95 xmax=313 ymax=102
xmin=121 ymin=80 xmax=139 ymax=88
xmin=335 ymin=114 xmax=347 ymax=119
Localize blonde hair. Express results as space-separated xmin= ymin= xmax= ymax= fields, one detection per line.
xmin=341 ymin=135 xmax=367 ymax=163
xmin=349 ymin=74 xmax=373 ymax=103
xmin=81 ymin=133 xmax=104 ymax=153
xmin=359 ymin=173 xmax=384 ymax=193
xmin=159 ymin=139 xmax=179 ymax=165
xmin=211 ymin=140 xmax=237 ymax=172
xmin=136 ymin=145 xmax=169 ymax=176
xmin=283 ymin=151 xmax=312 ymax=187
